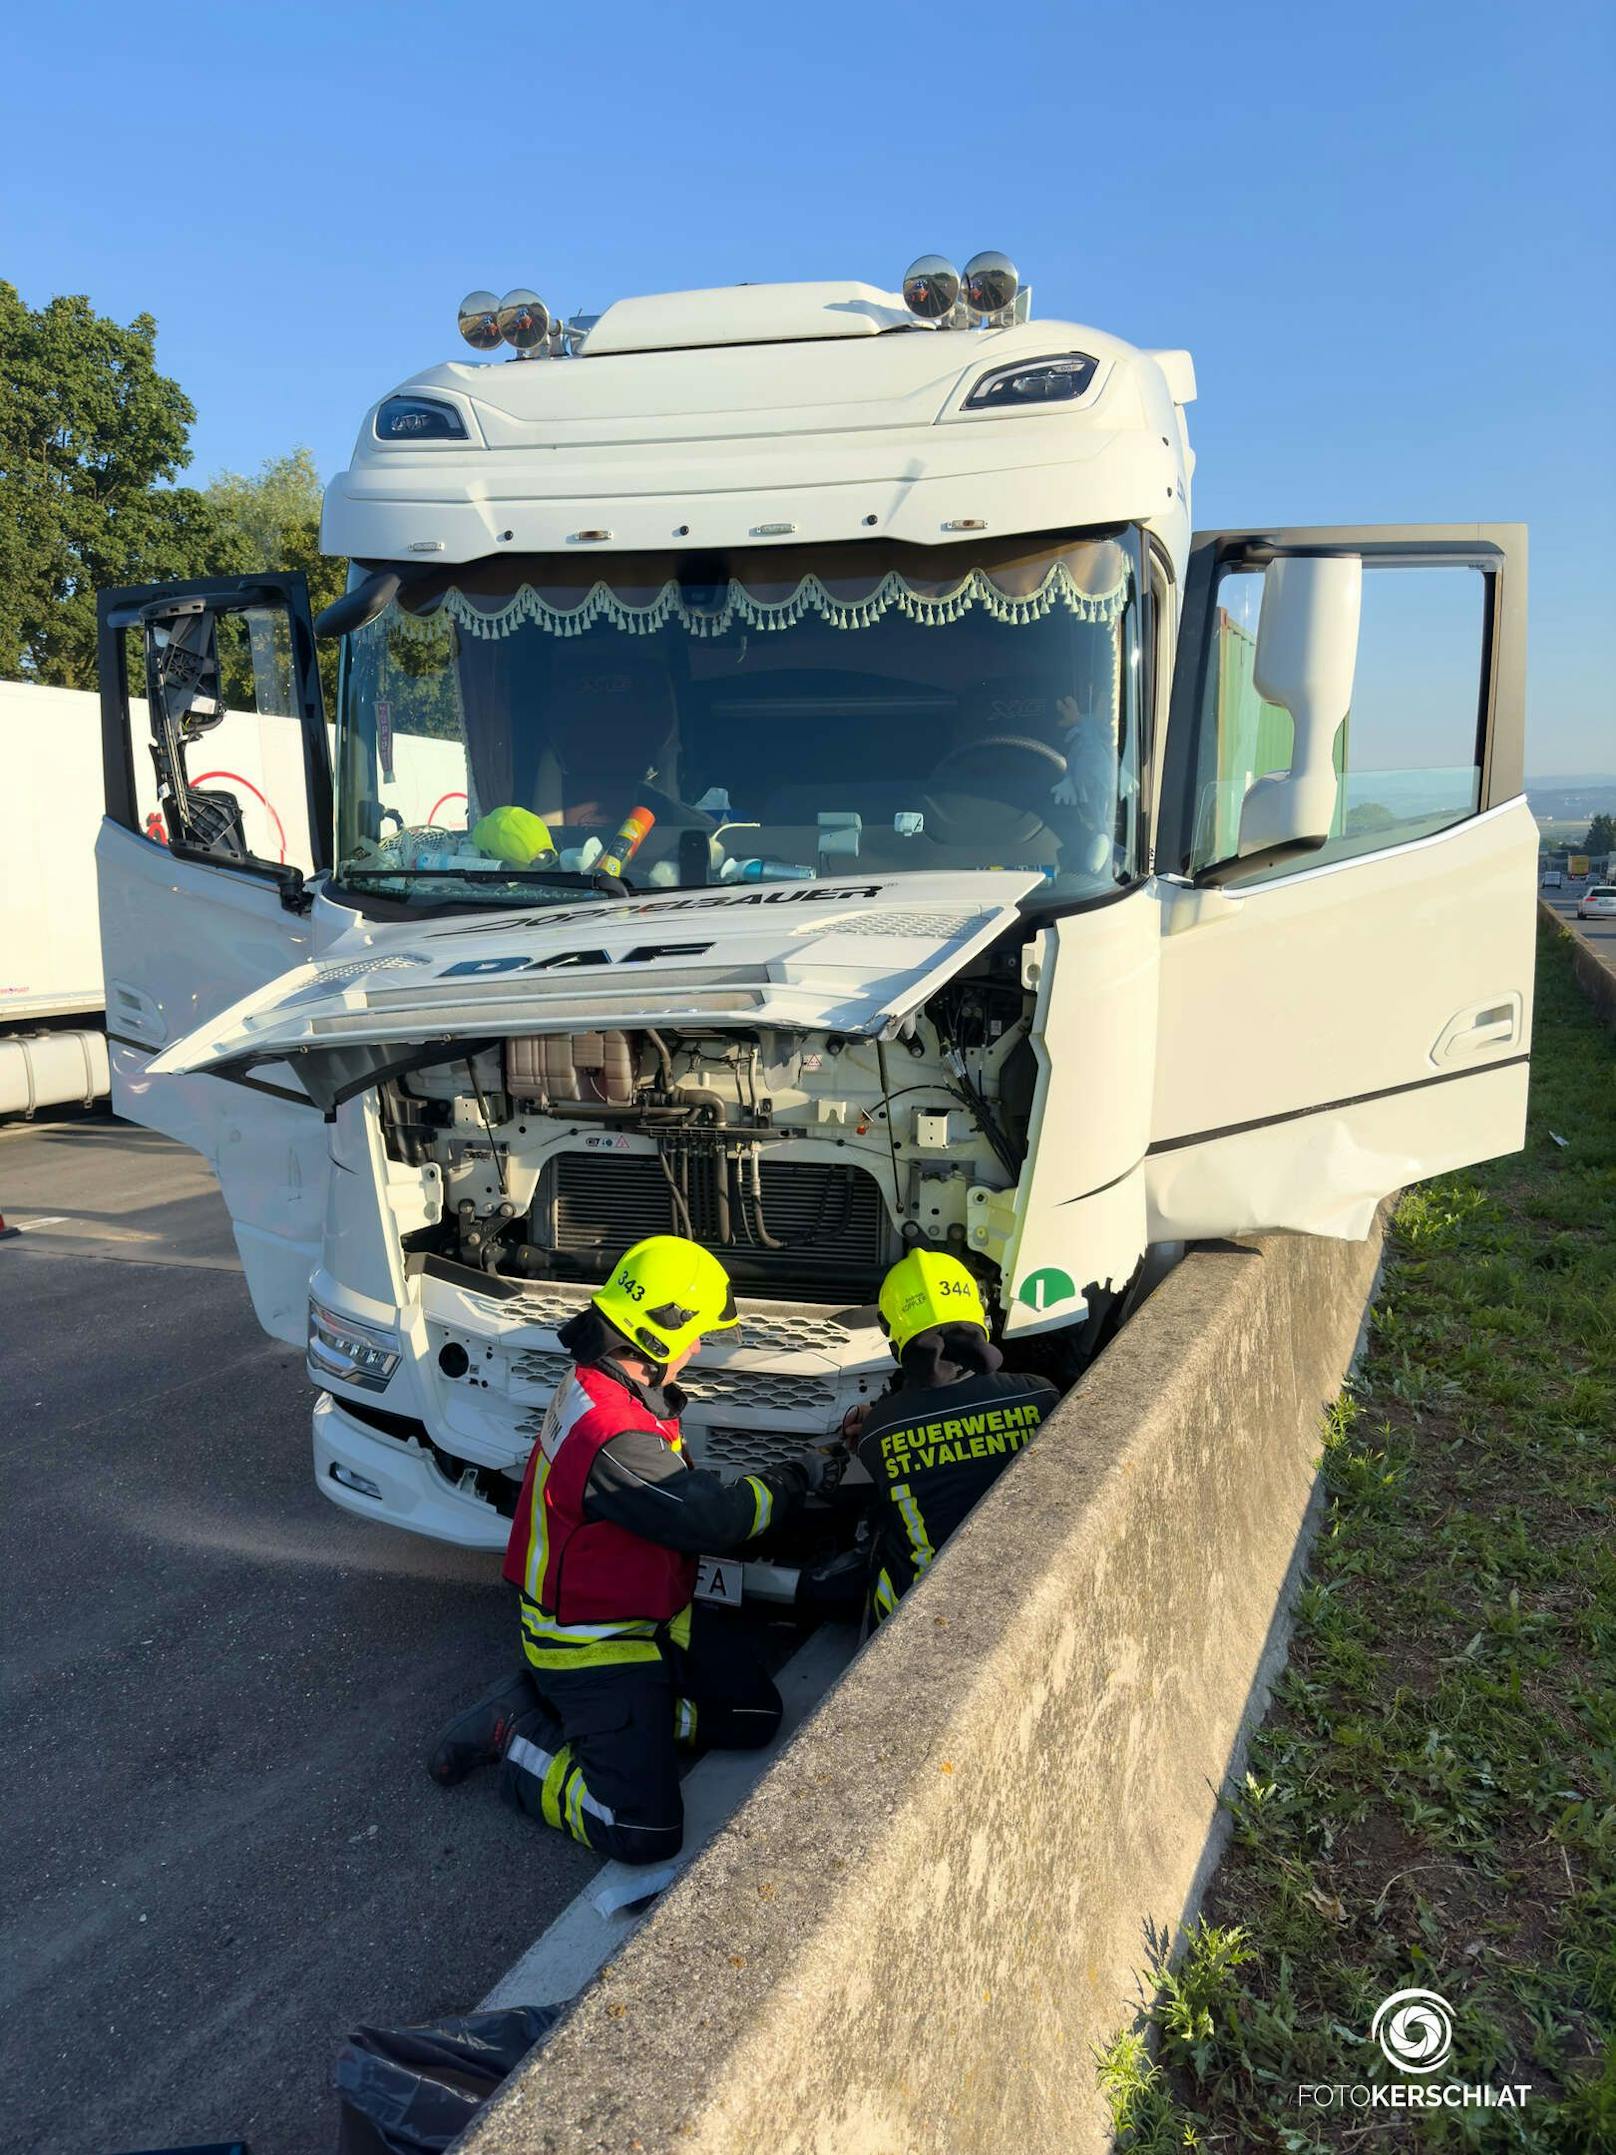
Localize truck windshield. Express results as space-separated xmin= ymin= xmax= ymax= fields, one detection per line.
xmin=334 ymin=526 xmax=1143 ymax=904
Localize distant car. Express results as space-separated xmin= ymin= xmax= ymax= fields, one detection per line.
xmin=1577 ymin=885 xmax=1616 ymax=920
xmin=1541 ymin=870 xmax=1563 ymax=888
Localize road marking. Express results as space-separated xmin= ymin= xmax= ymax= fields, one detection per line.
xmin=7 ymin=1215 xmax=68 ymax=1231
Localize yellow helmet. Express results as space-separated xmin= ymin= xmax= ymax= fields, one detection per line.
xmin=877 ymin=1250 xmax=987 ymax=1352
xmin=592 ymin=1236 xmax=739 ymax=1364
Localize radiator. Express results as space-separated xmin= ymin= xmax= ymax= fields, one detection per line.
xmin=542 ymin=1150 xmax=890 ymax=1299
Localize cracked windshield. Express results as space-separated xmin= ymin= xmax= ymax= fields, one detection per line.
xmin=335 ymin=528 xmax=1142 ymax=904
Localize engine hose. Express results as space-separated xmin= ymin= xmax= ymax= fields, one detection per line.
xmin=931 ymin=1018 xmax=1020 ymax=1180
xmin=657 ymin=1147 xmax=694 ymax=1239
xmin=674 ymin=1087 xmax=732 ymax=1243
xmin=746 ymin=1146 xmax=785 ymax=1248
xmin=875 ymin=1040 xmax=906 ymax=1224
xmin=644 ymin=1027 xmax=676 ymax=1091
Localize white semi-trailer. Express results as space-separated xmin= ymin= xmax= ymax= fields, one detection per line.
xmin=94 ymin=258 xmax=1535 ymax=1595
xmin=0 ymin=679 xmax=461 ymax=1117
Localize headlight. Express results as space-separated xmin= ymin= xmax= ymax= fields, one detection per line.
xmin=374 ymin=395 xmax=468 ymax=442
xmin=961 ymin=352 xmax=1098 ymax=411
xmin=309 ymin=1300 xmax=402 ymax=1392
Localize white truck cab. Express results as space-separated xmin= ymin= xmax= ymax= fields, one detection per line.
xmin=95 ymin=260 xmax=1536 ymax=1595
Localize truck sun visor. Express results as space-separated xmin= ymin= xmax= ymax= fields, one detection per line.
xmin=382 ymin=534 xmax=1132 ymax=644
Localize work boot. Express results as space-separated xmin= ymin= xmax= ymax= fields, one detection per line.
xmin=427 ymin=1669 xmax=538 ymax=1786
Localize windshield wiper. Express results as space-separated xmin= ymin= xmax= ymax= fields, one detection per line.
xmin=342 ymin=865 xmax=634 ymax=897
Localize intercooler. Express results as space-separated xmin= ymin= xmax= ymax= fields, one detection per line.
xmin=541 ymin=1150 xmax=890 ymax=1299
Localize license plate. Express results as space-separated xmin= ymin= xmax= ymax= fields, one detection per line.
xmin=694 ymin=1557 xmax=743 ymax=1606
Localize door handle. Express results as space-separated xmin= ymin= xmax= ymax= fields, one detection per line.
xmin=1431 ymin=997 xmax=1522 ymax=1067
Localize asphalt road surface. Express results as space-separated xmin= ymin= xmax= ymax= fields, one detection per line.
xmin=1541 ymin=883 xmax=1616 ymax=964
xmin=0 ymin=1116 xmax=603 ymax=2155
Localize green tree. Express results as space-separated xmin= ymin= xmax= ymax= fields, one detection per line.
xmin=1580 ymin=811 xmax=1615 ymax=858
xmin=204 ymin=448 xmax=347 ymax=708
xmin=0 ymin=283 xmax=229 ymax=687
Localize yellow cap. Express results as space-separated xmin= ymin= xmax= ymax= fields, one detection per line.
xmin=592 ymin=1236 xmax=739 ymax=1364
xmin=472 ymin=805 xmax=555 ymax=866
xmin=877 ymin=1250 xmax=987 ymax=1351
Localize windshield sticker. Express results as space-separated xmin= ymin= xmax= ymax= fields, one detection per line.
xmin=424 ymin=883 xmax=887 ymax=938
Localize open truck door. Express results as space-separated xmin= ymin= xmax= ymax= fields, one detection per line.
xmin=1147 ymin=525 xmax=1534 ymax=1242
xmin=96 ymin=574 xmax=336 ymax=1343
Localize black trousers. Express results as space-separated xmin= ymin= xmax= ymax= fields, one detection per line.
xmin=497 ymin=1608 xmax=782 ymax=1865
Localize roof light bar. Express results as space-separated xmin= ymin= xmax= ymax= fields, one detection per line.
xmin=900 ymin=250 xmax=1027 ymax=330
xmin=457 ymin=291 xmax=501 ymax=351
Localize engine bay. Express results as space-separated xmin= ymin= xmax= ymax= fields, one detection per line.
xmin=379 ymin=942 xmax=1038 ymax=1310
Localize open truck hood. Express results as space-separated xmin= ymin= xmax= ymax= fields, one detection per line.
xmin=150 ymin=871 xmax=1043 ymax=1107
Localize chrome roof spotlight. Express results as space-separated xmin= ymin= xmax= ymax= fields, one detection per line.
xmin=901 ymin=255 xmax=961 ymax=321
xmin=963 ymin=250 xmax=1020 ymax=322
xmin=457 ymin=291 xmax=502 ymax=351
xmin=497 ymin=288 xmax=551 ymax=355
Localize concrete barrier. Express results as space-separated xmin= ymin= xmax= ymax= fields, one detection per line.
xmin=459 ymin=1218 xmax=1386 ymax=2155
xmin=1541 ymin=898 xmax=1616 ymax=1032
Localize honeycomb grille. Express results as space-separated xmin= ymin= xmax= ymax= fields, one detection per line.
xmin=506 ymin=1348 xmax=573 ymax=1391
xmin=504 ymin=1350 xmax=836 ymax=1418
xmin=726 ymin=1309 xmax=867 ymax=1353
xmin=284 ymin=952 xmax=429 ymax=1004
xmin=804 ymin=908 xmax=981 ymax=940
xmin=689 ymin=1366 xmax=838 ymax=1414
xmin=697 ymin=1425 xmax=820 ymax=1473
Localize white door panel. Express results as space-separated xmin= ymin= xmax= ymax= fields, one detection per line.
xmin=98 ymin=821 xmax=317 ymax=1065
xmin=1152 ymin=523 xmax=1533 ymax=1242
xmin=1153 ymin=801 xmax=1536 ymax=1139
xmin=1147 ymin=1059 xmax=1529 ymax=1243
xmin=1004 ymin=889 xmax=1157 ymax=1336
xmin=96 ymin=573 xmax=335 ymax=1347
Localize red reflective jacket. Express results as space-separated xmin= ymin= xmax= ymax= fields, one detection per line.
xmin=502 ymin=1362 xmax=694 ymax=1625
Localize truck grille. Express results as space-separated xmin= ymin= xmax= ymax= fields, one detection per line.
xmin=698 ymin=1425 xmax=827 ymax=1473
xmin=506 ymin=1350 xmax=840 ymax=1419
xmin=542 ymin=1152 xmax=889 ymax=1300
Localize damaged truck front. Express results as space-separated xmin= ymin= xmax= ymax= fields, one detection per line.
xmin=94 ymin=265 xmax=1537 ymax=1598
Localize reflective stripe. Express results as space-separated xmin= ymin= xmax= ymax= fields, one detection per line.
xmin=506 ymin=1732 xmax=558 ymax=1783
xmin=539 ymin=1742 xmax=575 ymax=1830
xmin=893 ymin=1483 xmax=935 ymax=1574
xmin=521 ymin=1635 xmax=662 ymax=1672
xmin=667 ymin=1602 xmax=693 ymax=1650
xmin=564 ymin=1763 xmax=589 ymax=1842
xmin=505 ymin=1733 xmax=616 ymax=1833
xmin=744 ymin=1475 xmax=773 ymax=1537
xmin=872 ymin=1568 xmax=899 ymax=1619
xmin=519 ymin=1595 xmax=656 ymax=1645
xmin=523 ymin=1375 xmax=598 ymax=1605
xmin=675 ymin=1696 xmax=699 ymax=1744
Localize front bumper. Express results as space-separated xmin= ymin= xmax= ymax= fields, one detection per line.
xmin=312 ymin=1390 xmax=834 ymax=1604
xmin=313 ymin=1392 xmax=509 ymax=1550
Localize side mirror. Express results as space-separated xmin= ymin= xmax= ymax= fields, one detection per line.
xmin=1197 ymin=555 xmax=1362 ymax=886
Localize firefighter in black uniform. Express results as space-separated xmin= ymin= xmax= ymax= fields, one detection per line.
xmin=849 ymin=1250 xmax=1059 ymax=1624
xmin=426 ymin=1236 xmax=839 ymax=1865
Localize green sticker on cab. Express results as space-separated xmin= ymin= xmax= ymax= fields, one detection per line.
xmin=1017 ymin=1266 xmax=1078 ymax=1313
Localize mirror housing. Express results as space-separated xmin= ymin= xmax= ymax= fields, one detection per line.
xmin=1195 ymin=554 xmax=1362 ymax=886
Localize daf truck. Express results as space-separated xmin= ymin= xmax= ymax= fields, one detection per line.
xmin=94 ymin=257 xmax=1536 ymax=1596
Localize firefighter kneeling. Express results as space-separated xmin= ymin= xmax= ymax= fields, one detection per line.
xmin=851 ymin=1251 xmax=1059 ymax=1626
xmin=427 ymin=1236 xmax=837 ymax=1865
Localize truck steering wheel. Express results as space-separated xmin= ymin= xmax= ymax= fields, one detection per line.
xmin=927 ymin=733 xmax=1069 ymax=784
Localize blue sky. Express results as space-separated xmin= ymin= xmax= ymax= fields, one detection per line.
xmin=4 ymin=0 xmax=1612 ymax=770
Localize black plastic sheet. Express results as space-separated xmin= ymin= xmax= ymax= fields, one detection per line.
xmin=334 ymin=2006 xmax=560 ymax=2155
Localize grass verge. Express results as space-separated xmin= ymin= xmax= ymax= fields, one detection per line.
xmin=1103 ymin=916 xmax=1615 ymax=2151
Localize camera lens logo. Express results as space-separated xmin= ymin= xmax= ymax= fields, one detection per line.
xmin=1371 ymin=1989 xmax=1455 ymax=2075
